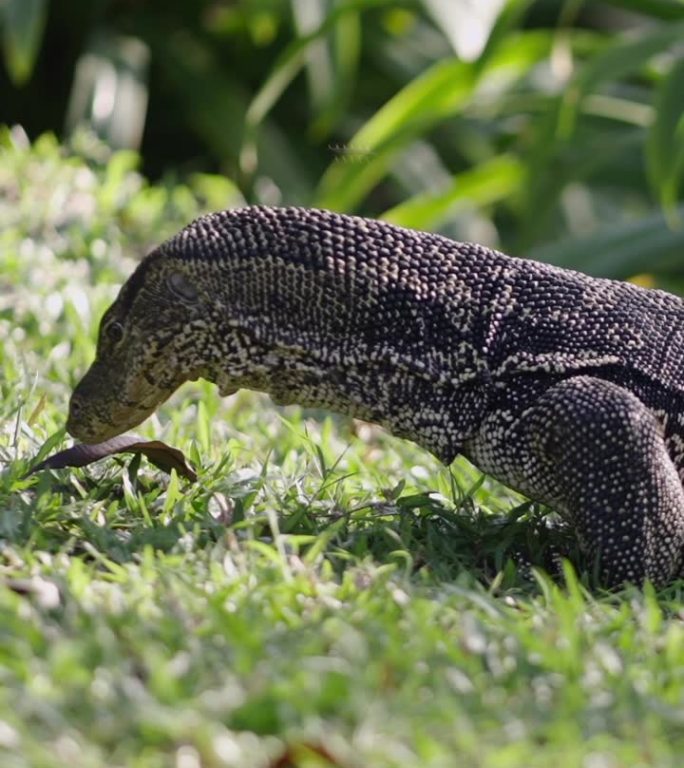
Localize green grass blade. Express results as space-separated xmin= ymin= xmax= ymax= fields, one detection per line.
xmin=310 ymin=7 xmax=361 ymax=139
xmin=647 ymin=53 xmax=684 ymax=219
xmin=477 ymin=0 xmax=536 ymax=68
xmin=558 ymin=21 xmax=684 ymax=139
xmin=315 ymin=57 xmax=475 ymax=211
xmin=1 ymin=0 xmax=48 ymax=86
xmin=600 ymin=0 xmax=684 ymax=19
xmin=316 ymin=31 xmax=550 ymax=211
xmin=382 ymin=155 xmax=524 ymax=230
xmin=291 ymin=0 xmax=335 ymax=114
xmin=529 ymin=204 xmax=684 ymax=276
xmin=241 ymin=0 xmax=395 ymax=172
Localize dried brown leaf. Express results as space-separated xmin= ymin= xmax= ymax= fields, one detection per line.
xmin=26 ymin=434 xmax=197 ymax=481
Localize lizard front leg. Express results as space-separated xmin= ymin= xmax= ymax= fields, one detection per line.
xmin=513 ymin=376 xmax=684 ymax=587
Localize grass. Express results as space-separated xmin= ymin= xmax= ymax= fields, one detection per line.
xmin=2 ymin=133 xmax=684 ymax=768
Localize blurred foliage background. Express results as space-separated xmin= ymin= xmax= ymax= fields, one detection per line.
xmin=2 ymin=0 xmax=684 ymax=280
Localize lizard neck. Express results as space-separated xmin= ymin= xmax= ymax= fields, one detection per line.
xmin=164 ymin=206 xmax=496 ymax=463
xmin=200 ymin=260 xmax=477 ymax=465
xmin=208 ymin=315 xmax=461 ymax=463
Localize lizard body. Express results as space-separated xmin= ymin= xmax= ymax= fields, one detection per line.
xmin=67 ymin=206 xmax=684 ymax=586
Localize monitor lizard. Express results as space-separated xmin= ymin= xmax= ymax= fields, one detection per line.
xmin=67 ymin=206 xmax=684 ymax=587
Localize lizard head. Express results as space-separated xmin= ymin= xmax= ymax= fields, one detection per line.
xmin=67 ymin=252 xmax=210 ymax=443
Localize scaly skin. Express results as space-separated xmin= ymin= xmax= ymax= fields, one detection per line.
xmin=67 ymin=206 xmax=684 ymax=586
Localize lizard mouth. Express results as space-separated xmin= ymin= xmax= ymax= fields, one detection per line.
xmin=67 ymin=394 xmax=161 ymax=444
xmin=67 ymin=409 xmax=153 ymax=444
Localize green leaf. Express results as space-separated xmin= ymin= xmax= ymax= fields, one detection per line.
xmin=291 ymin=0 xmax=351 ymax=139
xmin=315 ymin=53 xmax=475 ymax=210
xmin=1 ymin=0 xmax=48 ymax=86
xmin=382 ymin=154 xmax=524 ymax=230
xmin=315 ymin=31 xmax=550 ymax=211
xmin=29 ymin=428 xmax=66 ymax=468
xmin=477 ymin=0 xmax=537 ymax=68
xmin=647 ymin=54 xmax=684 ymax=217
xmin=529 ymin=204 xmax=684 ymax=277
xmin=189 ymin=173 xmax=245 ymax=210
xmin=558 ymin=21 xmax=684 ymax=138
xmin=310 ymin=7 xmax=361 ymax=139
xmin=241 ymin=0 xmax=395 ymax=172
xmin=148 ymin=30 xmax=246 ymax=161
xmin=601 ymin=0 xmax=684 ymax=20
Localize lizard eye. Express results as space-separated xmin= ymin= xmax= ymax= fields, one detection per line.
xmin=105 ymin=321 xmax=124 ymax=344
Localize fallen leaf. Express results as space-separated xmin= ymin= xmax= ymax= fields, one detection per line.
xmin=26 ymin=434 xmax=197 ymax=481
